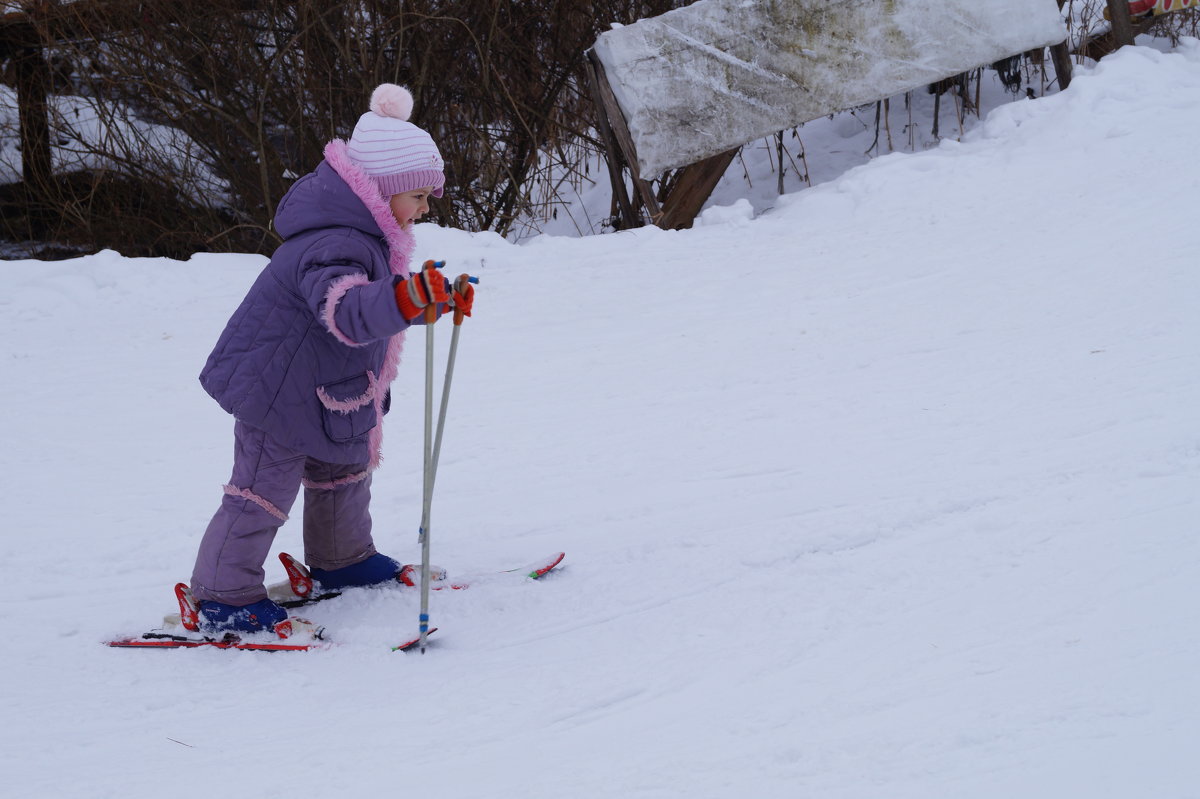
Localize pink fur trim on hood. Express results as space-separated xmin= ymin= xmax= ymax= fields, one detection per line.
xmin=323 ymin=138 xmax=413 ymax=471
xmin=324 ymin=139 xmax=414 ymax=279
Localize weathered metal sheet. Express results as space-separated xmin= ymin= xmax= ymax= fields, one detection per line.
xmin=592 ymin=0 xmax=1068 ymax=179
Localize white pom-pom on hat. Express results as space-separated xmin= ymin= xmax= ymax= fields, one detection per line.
xmin=370 ymin=84 xmax=414 ymax=121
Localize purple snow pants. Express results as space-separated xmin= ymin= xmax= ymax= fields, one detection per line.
xmin=190 ymin=420 xmax=378 ymax=604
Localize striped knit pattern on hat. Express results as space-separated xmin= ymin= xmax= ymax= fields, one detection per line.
xmin=346 ymin=84 xmax=445 ymax=199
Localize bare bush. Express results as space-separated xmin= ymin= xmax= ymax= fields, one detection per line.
xmin=3 ymin=0 xmax=683 ymax=256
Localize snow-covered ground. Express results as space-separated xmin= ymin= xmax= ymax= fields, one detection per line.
xmin=2 ymin=41 xmax=1198 ymax=798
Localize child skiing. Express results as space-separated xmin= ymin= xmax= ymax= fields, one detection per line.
xmin=188 ymin=84 xmax=473 ymax=635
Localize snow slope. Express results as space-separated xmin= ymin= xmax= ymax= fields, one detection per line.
xmin=2 ymin=43 xmax=1198 ymax=798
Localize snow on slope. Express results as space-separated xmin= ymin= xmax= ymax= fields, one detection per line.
xmin=1 ymin=43 xmax=1198 ymax=798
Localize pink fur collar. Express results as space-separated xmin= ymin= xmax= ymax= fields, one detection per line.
xmin=323 ymin=139 xmax=415 ymax=279
xmin=322 ymin=138 xmax=413 ymax=471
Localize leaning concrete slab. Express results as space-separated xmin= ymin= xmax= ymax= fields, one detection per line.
xmin=592 ymin=0 xmax=1068 ymax=179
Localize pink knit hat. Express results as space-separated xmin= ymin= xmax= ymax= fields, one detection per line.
xmin=346 ymin=84 xmax=445 ymax=198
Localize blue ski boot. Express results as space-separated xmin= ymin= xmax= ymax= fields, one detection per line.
xmin=310 ymin=553 xmax=402 ymax=591
xmin=197 ymin=597 xmax=288 ymax=634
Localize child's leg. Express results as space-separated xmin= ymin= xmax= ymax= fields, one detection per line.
xmin=190 ymin=421 xmax=307 ymax=604
xmin=301 ymin=461 xmax=376 ymax=570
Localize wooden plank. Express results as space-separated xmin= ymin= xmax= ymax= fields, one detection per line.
xmin=657 ymin=148 xmax=739 ymax=230
xmin=584 ymin=48 xmax=662 ymax=223
xmin=583 ymin=50 xmax=639 ymax=229
xmin=1076 ymin=13 xmax=1157 ymax=60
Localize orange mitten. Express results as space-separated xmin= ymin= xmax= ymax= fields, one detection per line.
xmin=451 ymin=274 xmax=475 ymax=318
xmin=395 ymin=261 xmax=450 ymax=321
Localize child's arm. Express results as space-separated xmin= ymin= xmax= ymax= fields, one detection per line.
xmin=297 ymin=237 xmax=414 ymax=346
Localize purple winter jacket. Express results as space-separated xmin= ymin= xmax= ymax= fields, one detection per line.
xmin=200 ymin=140 xmax=422 ymax=468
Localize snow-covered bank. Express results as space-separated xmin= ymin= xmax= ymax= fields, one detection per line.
xmin=1 ymin=43 xmax=1198 ymax=798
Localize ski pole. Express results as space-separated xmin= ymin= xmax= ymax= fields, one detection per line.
xmin=418 ymin=294 xmax=437 ymax=652
xmin=417 ymin=272 xmax=478 ymax=653
xmin=428 ymin=275 xmax=476 ymax=495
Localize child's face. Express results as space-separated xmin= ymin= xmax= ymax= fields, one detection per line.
xmin=389 ymin=187 xmax=434 ymax=229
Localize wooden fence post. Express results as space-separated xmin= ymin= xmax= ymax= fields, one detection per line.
xmin=1106 ymin=0 xmax=1137 ymax=47
xmin=1049 ymin=41 xmax=1073 ymax=90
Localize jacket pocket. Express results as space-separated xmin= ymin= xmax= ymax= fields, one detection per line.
xmin=316 ymin=372 xmax=378 ymax=443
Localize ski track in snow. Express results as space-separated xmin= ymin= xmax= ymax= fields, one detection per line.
xmin=1 ymin=42 xmax=1199 ymax=798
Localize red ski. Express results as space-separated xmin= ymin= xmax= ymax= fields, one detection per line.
xmin=269 ymin=551 xmax=565 ymax=608
xmin=107 ymin=554 xmax=562 ymax=652
xmin=105 ymin=582 xmax=329 ymax=652
xmin=106 ymin=628 xmax=436 ymax=652
xmin=403 ymin=550 xmax=566 ymax=591
xmin=106 ymin=633 xmax=324 ymax=652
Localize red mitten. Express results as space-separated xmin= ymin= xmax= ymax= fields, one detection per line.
xmin=395 ymin=261 xmax=450 ymax=321
xmin=451 ymin=275 xmax=474 ymax=318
